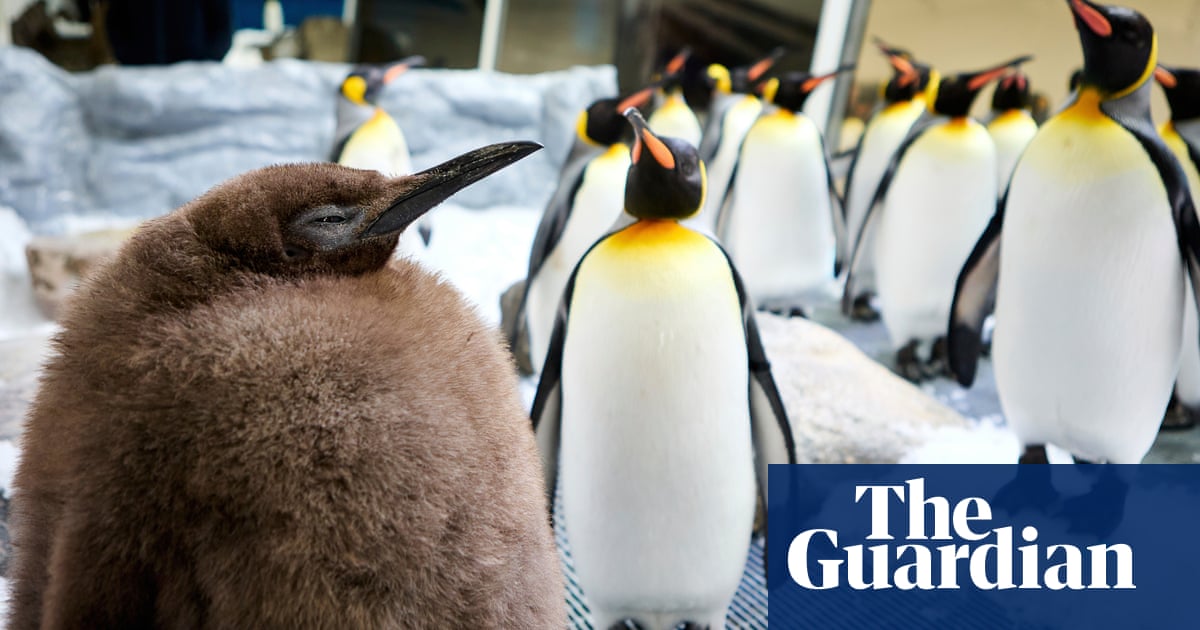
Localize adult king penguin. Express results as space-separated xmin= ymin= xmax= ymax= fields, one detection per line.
xmin=648 ymin=48 xmax=703 ymax=146
xmin=691 ymin=49 xmax=784 ymax=231
xmin=509 ymin=84 xmax=658 ymax=374
xmin=715 ymin=68 xmax=852 ymax=315
xmin=1154 ymin=65 xmax=1200 ymax=429
xmin=844 ymin=55 xmax=1030 ymax=381
xmin=8 ymin=143 xmax=567 ymax=627
xmin=949 ymin=0 xmax=1200 ymax=464
xmin=841 ymin=39 xmax=935 ymax=321
xmin=531 ymin=109 xmax=796 ymax=630
xmin=332 ymin=57 xmax=432 ymax=258
xmin=987 ymin=69 xmax=1039 ymax=192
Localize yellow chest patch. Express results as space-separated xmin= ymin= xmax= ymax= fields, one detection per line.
xmin=1021 ymin=98 xmax=1148 ymax=182
xmin=341 ymin=108 xmax=402 ymax=160
xmin=575 ymin=221 xmax=735 ymax=300
xmin=1058 ymin=89 xmax=1108 ymax=126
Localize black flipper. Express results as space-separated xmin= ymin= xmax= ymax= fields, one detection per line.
xmin=712 ymin=238 xmax=797 ymax=570
xmin=841 ymin=117 xmax=938 ymax=314
xmin=712 ymin=158 xmax=740 ymax=241
xmin=819 ymin=134 xmax=848 ymax=276
xmin=946 ymin=194 xmax=1006 ymax=387
xmin=1111 ymin=109 xmax=1200 ymax=357
xmin=504 ymin=140 xmax=602 ymax=346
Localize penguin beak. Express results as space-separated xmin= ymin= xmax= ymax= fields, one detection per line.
xmin=363 ymin=142 xmax=542 ymax=238
xmin=801 ymin=65 xmax=856 ymax=93
xmin=665 ymin=47 xmax=691 ymax=76
xmin=383 ymin=55 xmax=426 ymax=84
xmin=616 ymin=82 xmax=660 ymax=113
xmin=1068 ymin=0 xmax=1113 ymax=38
xmin=747 ymin=47 xmax=786 ymax=83
xmin=886 ymin=53 xmax=919 ymax=87
xmin=1155 ymin=66 xmax=1178 ymax=88
xmin=624 ymin=108 xmax=675 ymax=169
xmin=966 ymin=55 xmax=1034 ymax=91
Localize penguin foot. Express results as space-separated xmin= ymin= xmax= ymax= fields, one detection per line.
xmin=762 ymin=301 xmax=807 ymax=319
xmin=926 ymin=336 xmax=949 ymax=377
xmin=849 ymin=294 xmax=880 ymax=322
xmin=1018 ymin=444 xmax=1049 ymax=464
xmin=609 ymin=620 xmax=645 ymax=630
xmin=895 ymin=340 xmax=928 ymax=382
xmin=1160 ymin=398 xmax=1198 ymax=431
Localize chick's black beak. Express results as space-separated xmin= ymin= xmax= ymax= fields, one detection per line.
xmin=363 ymin=141 xmax=542 ymax=237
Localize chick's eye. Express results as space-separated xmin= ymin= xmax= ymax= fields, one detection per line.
xmin=315 ymin=215 xmax=346 ymax=224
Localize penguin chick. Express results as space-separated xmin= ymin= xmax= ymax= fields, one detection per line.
xmin=7 ymin=143 xmax=566 ymax=628
xmin=333 ymin=56 xmax=433 ymax=254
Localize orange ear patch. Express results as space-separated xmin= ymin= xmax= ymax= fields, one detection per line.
xmin=642 ymin=132 xmax=675 ymax=169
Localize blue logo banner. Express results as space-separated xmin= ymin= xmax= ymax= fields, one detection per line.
xmin=766 ymin=465 xmax=1200 ymax=629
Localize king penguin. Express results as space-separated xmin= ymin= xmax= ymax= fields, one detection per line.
xmin=531 ymin=109 xmax=796 ymax=630
xmin=987 ymin=69 xmax=1039 ymax=192
xmin=1154 ymin=64 xmax=1200 ymax=430
xmin=948 ymin=0 xmax=1200 ymax=464
xmin=841 ymin=39 xmax=935 ymax=321
xmin=691 ymin=49 xmax=784 ymax=231
xmin=332 ymin=57 xmax=432 ymax=258
xmin=648 ymin=48 xmax=703 ymax=147
xmin=715 ymin=68 xmax=852 ymax=314
xmin=7 ymin=144 xmax=567 ymax=627
xmin=844 ymin=54 xmax=1030 ymax=381
xmin=510 ymin=84 xmax=658 ymax=374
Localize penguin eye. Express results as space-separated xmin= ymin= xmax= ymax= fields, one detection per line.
xmin=314 ymin=215 xmax=346 ymax=224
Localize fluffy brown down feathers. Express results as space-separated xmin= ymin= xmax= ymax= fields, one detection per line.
xmin=8 ymin=163 xmax=564 ymax=628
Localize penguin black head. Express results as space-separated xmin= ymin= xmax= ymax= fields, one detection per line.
xmin=763 ymin=66 xmax=855 ymax=113
xmin=709 ymin=48 xmax=784 ymax=96
xmin=578 ymin=85 xmax=657 ymax=147
xmin=1068 ymin=0 xmax=1156 ymax=98
xmin=622 ymin=108 xmax=704 ymax=220
xmin=991 ymin=71 xmax=1032 ymax=112
xmin=189 ymin=142 xmax=540 ymax=277
xmin=339 ymin=55 xmax=426 ymax=106
xmin=1155 ymin=66 xmax=1200 ymax=122
xmin=929 ymin=56 xmax=1032 ymax=118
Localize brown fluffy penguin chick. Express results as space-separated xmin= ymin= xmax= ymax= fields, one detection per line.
xmin=7 ymin=142 xmax=566 ymax=629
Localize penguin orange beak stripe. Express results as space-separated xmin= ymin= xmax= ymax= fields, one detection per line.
xmin=363 ymin=141 xmax=542 ymax=237
xmin=967 ymin=56 xmax=1034 ymax=91
xmin=384 ymin=55 xmax=427 ymax=84
xmin=1070 ymin=0 xmax=1112 ymax=37
xmin=801 ymin=66 xmax=855 ymax=93
xmin=617 ymin=85 xmax=656 ymax=113
xmin=666 ymin=48 xmax=690 ymax=75
xmin=747 ymin=48 xmax=785 ymax=82
xmin=624 ymin=108 xmax=675 ymax=169
xmin=1155 ymin=66 xmax=1178 ymax=88
xmin=887 ymin=54 xmax=918 ymax=87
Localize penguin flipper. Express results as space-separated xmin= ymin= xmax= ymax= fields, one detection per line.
xmin=841 ymin=118 xmax=936 ymax=314
xmin=713 ymin=159 xmax=740 ymax=241
xmin=819 ymin=136 xmax=848 ymax=276
xmin=505 ymin=147 xmax=595 ymax=345
xmin=1118 ymin=122 xmax=1200 ymax=355
xmin=417 ymin=218 xmax=432 ymax=246
xmin=530 ymin=255 xmax=586 ymax=513
xmin=947 ymin=196 xmax=1005 ymax=387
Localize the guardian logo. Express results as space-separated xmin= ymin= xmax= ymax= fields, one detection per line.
xmin=787 ymin=478 xmax=1135 ymax=591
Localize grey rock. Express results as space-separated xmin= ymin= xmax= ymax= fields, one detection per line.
xmin=0 ymin=47 xmax=616 ymax=234
xmin=757 ymin=313 xmax=969 ymax=464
